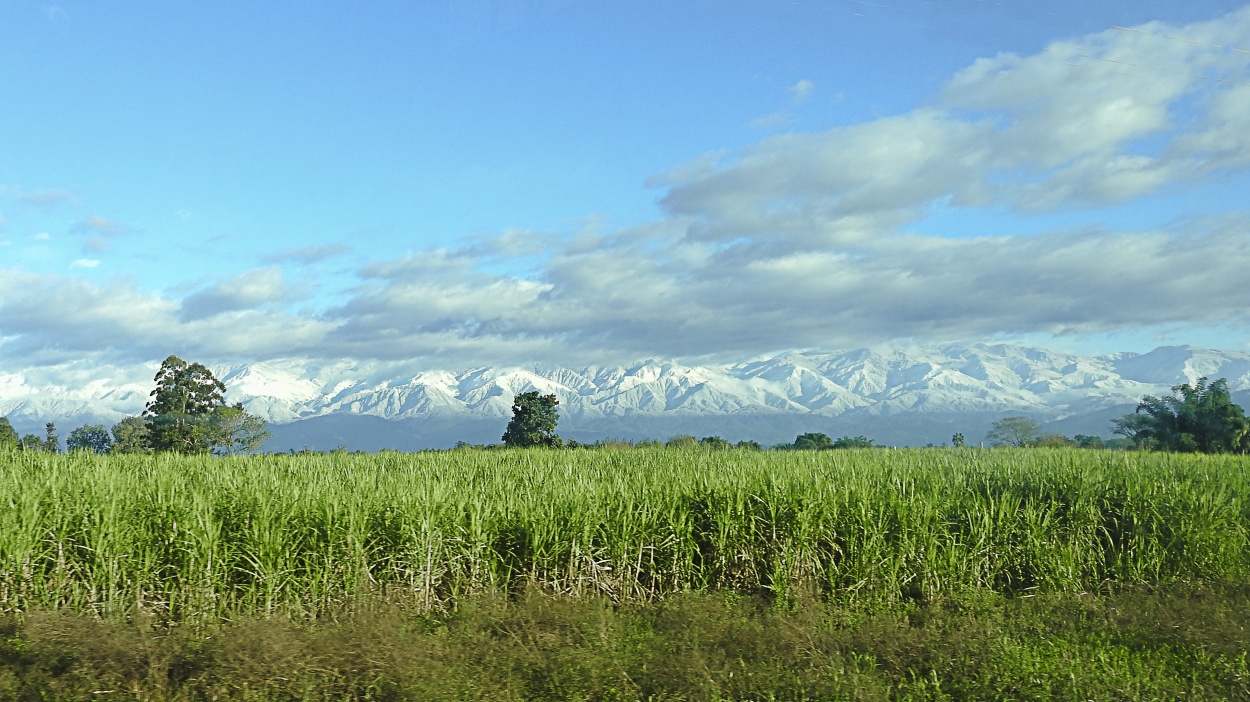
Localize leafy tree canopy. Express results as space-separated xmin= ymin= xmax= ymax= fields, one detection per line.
xmin=111 ymin=416 xmax=153 ymax=454
xmin=1120 ymin=377 xmax=1249 ymax=453
xmin=144 ymin=355 xmax=228 ymax=454
xmin=502 ymin=391 xmax=562 ymax=448
xmin=1074 ymin=434 xmax=1106 ymax=449
xmin=67 ymin=424 xmax=113 ymax=454
xmin=0 ymin=416 xmax=17 ymax=450
xmin=793 ymin=432 xmax=834 ymax=450
xmin=985 ymin=416 xmax=1041 ymax=448
xmin=209 ymin=403 xmax=270 ymax=456
xmin=699 ymin=435 xmax=732 ymax=449
xmin=1033 ymin=433 xmax=1077 ymax=448
xmin=832 ymin=435 xmax=876 ymax=449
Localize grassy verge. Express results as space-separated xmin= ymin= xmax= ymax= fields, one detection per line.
xmin=3 ymin=582 xmax=1248 ymax=701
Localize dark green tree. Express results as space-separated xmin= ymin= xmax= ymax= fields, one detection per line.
xmin=502 ymin=391 xmax=562 ymax=448
xmin=43 ymin=422 xmax=60 ymax=453
xmin=985 ymin=416 xmax=1041 ymax=447
xmin=832 ymin=435 xmax=876 ymax=449
xmin=145 ymin=355 xmax=227 ymax=454
xmin=665 ymin=435 xmax=698 ymax=448
xmin=1033 ymin=433 xmax=1077 ymax=447
xmin=66 ymin=424 xmax=113 ymax=454
xmin=18 ymin=434 xmax=45 ymax=452
xmin=1110 ymin=413 xmax=1154 ymax=449
xmin=1121 ymin=377 xmax=1249 ymax=453
xmin=793 ymin=432 xmax=834 ymax=450
xmin=735 ymin=439 xmax=763 ymax=451
xmin=0 ymin=416 xmax=17 ymax=450
xmin=111 ymin=416 xmax=153 ymax=454
xmin=951 ymin=432 xmax=965 ymax=448
xmin=1074 ymin=434 xmax=1106 ymax=449
xmin=698 ymin=435 xmax=732 ymax=449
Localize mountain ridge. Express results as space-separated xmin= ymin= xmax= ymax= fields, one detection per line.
xmin=3 ymin=343 xmax=1249 ymax=449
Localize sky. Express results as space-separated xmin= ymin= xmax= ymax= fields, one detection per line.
xmin=2 ymin=0 xmax=1250 ymax=375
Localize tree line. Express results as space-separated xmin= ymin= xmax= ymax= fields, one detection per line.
xmin=0 ymin=356 xmax=269 ymax=456
xmin=492 ymin=378 xmax=1250 ymax=454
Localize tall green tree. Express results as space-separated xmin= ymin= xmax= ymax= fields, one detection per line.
xmin=144 ymin=355 xmax=228 ymax=454
xmin=985 ymin=416 xmax=1041 ymax=447
xmin=111 ymin=416 xmax=153 ymax=454
xmin=1120 ymin=377 xmax=1250 ymax=453
xmin=43 ymin=422 xmax=60 ymax=453
xmin=66 ymin=424 xmax=113 ymax=454
xmin=0 ymin=416 xmax=17 ymax=450
xmin=502 ymin=391 xmax=562 ymax=448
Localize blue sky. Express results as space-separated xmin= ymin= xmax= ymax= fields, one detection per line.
xmin=2 ymin=0 xmax=1249 ymax=371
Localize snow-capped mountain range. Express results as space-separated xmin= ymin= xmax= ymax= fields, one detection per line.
xmin=3 ymin=344 xmax=1250 ymax=449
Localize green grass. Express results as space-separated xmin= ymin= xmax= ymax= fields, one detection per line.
xmin=2 ymin=447 xmax=1249 ymax=699
xmin=1 ymin=447 xmax=1247 ymax=620
xmin=2 ymin=583 xmax=1249 ymax=700
xmin=2 ymin=447 xmax=1250 ymax=617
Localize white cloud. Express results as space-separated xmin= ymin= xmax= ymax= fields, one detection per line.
xmin=260 ymin=244 xmax=350 ymax=265
xmin=31 ymin=232 xmax=50 ymax=241
xmin=751 ymin=78 xmax=817 ymax=127
xmin=710 ymin=8 xmax=1250 ymax=238
xmin=70 ymin=259 xmax=100 ymax=269
xmin=180 ymin=267 xmax=306 ymax=321
xmin=0 ymin=267 xmax=334 ymax=366
xmin=787 ymin=79 xmax=815 ymax=106
xmin=2 ymin=9 xmax=1250 ymax=368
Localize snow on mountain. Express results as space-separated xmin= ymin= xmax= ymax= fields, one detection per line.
xmin=3 ymin=344 xmax=1250 ymax=440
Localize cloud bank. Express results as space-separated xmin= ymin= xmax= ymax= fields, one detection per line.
xmin=2 ymin=9 xmax=1249 ymax=368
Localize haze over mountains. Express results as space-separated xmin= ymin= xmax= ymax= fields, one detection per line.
xmin=3 ymin=344 xmax=1249 ymax=450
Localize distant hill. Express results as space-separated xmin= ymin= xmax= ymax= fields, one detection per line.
xmin=3 ymin=344 xmax=1249 ymax=450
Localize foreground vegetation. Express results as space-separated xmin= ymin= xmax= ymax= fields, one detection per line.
xmin=2 ymin=448 xmax=1247 ymax=617
xmin=5 ymin=583 xmax=1249 ymax=700
xmin=2 ymin=447 xmax=1247 ymax=699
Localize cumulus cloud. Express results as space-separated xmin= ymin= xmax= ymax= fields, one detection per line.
xmin=0 ymin=268 xmax=333 ymax=367
xmin=179 ymin=268 xmax=307 ymax=322
xmin=69 ymin=258 xmax=100 ymax=269
xmin=2 ymin=9 xmax=1249 ymax=368
xmin=715 ymin=9 xmax=1250 ymax=241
